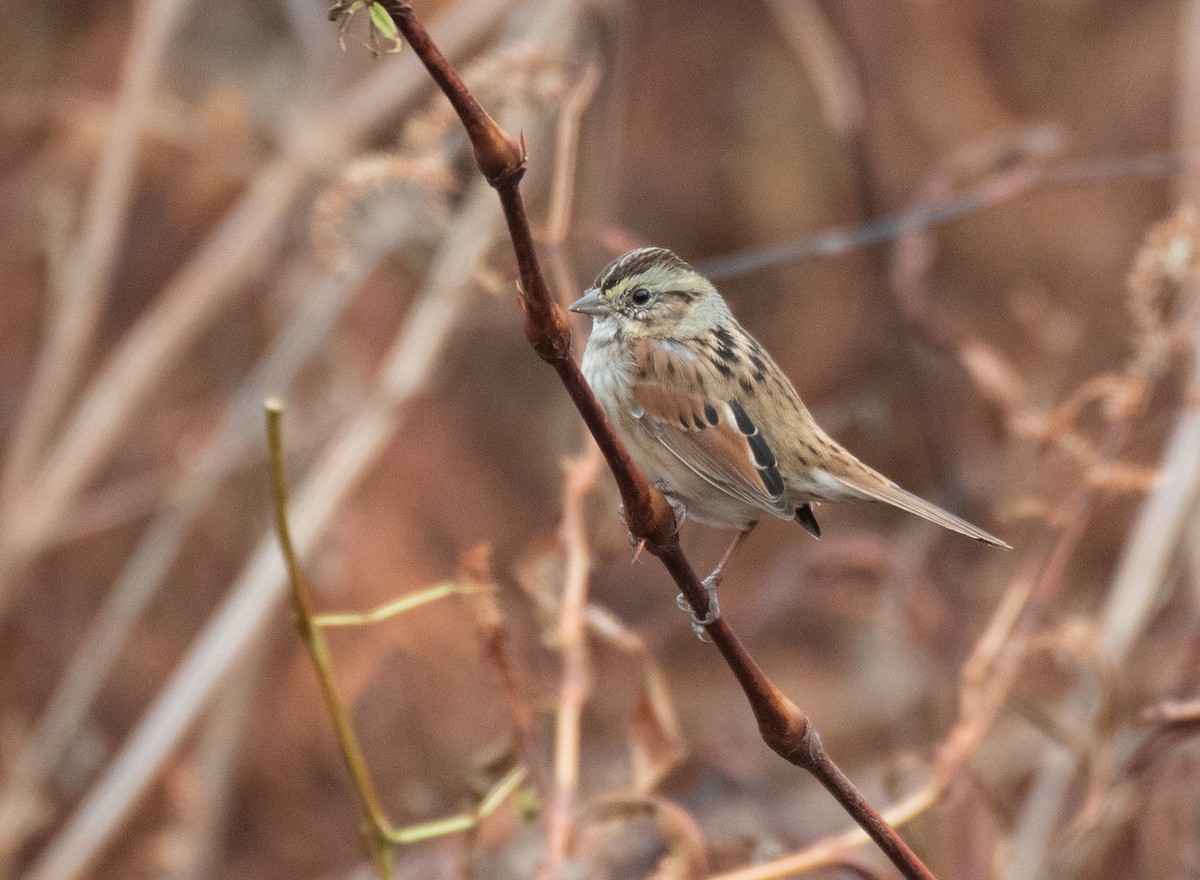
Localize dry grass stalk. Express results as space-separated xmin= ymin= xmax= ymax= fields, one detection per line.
xmin=540 ymin=446 xmax=603 ymax=880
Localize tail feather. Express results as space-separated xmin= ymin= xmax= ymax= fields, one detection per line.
xmin=828 ymin=467 xmax=1010 ymax=549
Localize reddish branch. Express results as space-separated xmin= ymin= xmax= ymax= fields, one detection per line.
xmin=372 ymin=3 xmax=937 ymax=878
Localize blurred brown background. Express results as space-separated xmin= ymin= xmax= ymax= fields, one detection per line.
xmin=0 ymin=1 xmax=1197 ymax=878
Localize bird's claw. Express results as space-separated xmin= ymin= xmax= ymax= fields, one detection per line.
xmin=664 ymin=494 xmax=688 ymax=535
xmin=676 ymin=578 xmax=721 ymax=641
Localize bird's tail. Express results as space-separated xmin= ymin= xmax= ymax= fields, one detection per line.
xmin=825 ymin=463 xmax=1011 ymax=549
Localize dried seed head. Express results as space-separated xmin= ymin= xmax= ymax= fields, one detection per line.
xmin=1127 ymin=204 xmax=1200 ymax=354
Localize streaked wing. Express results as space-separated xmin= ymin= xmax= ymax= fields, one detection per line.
xmin=629 ymin=339 xmax=792 ymax=517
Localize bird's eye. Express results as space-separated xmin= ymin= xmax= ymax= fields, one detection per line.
xmin=630 ymin=288 xmax=651 ymax=305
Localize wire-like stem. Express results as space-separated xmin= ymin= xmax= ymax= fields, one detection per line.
xmin=266 ymin=398 xmax=397 ymax=876
xmin=314 ymin=581 xmax=475 ymax=627
xmin=363 ymin=4 xmax=937 ymax=878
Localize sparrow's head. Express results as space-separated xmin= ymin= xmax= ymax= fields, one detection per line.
xmin=569 ymin=247 xmax=730 ymax=337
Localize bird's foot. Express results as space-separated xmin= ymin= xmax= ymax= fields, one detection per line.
xmin=676 ymin=575 xmax=721 ymax=641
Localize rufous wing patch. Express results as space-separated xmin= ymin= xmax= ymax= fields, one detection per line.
xmin=630 ymin=382 xmax=790 ymax=514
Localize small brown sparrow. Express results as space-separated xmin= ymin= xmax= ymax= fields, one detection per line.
xmin=570 ymin=247 xmax=1009 ymax=631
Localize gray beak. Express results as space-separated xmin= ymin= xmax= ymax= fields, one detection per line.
xmin=568 ymin=287 xmax=608 ymax=317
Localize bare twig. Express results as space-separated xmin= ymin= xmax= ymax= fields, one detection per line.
xmin=270 ymin=397 xmax=395 ymax=879
xmin=542 ymin=62 xmax=602 ymax=308
xmin=540 ymin=446 xmax=603 ymax=880
xmin=583 ymin=604 xmax=686 ymax=792
xmin=697 ymin=153 xmax=1180 ymax=282
xmin=1003 ymin=220 xmax=1200 ymax=878
xmin=1144 ymin=697 xmax=1200 ymax=725
xmin=459 ymin=547 xmax=552 ymax=811
xmin=366 ymin=3 xmax=937 ymax=877
xmin=573 ymin=794 xmax=708 ymax=880
xmin=762 ymin=0 xmax=864 ymax=137
xmin=169 ymin=628 xmax=270 ymax=880
xmin=1 ymin=0 xmax=193 ymax=505
xmin=0 ymin=0 xmax=519 ymax=620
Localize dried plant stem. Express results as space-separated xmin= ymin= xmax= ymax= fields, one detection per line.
xmin=23 ymin=169 xmax=504 ymax=880
xmin=371 ymin=3 xmax=935 ymax=877
xmin=266 ymin=399 xmax=398 ymax=877
xmin=314 ymin=582 xmax=475 ymax=627
xmin=542 ymin=63 xmax=601 ymax=307
xmin=710 ymin=465 xmax=1119 ymax=880
xmin=540 ymin=446 xmax=603 ymax=880
xmin=0 ymin=0 xmax=517 ymax=621
xmin=698 ymin=153 xmax=1179 ymax=281
xmin=1006 ymin=334 xmax=1200 ymax=867
xmin=174 ymin=628 xmax=270 ymax=880
xmin=0 ymin=276 xmax=358 ymax=863
xmin=460 ymin=550 xmax=552 ymax=808
xmin=1 ymin=0 xmax=193 ymax=504
xmin=266 ymin=400 xmax=528 ymax=879
xmin=762 ymin=0 xmax=864 ymax=137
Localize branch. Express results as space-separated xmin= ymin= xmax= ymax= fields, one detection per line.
xmin=362 ymin=3 xmax=937 ymax=877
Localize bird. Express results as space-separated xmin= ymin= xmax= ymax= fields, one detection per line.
xmin=569 ymin=246 xmax=1010 ymax=633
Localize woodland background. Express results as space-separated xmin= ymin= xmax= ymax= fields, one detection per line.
xmin=0 ymin=1 xmax=1198 ymax=878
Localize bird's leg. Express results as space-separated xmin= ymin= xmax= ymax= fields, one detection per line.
xmin=677 ymin=522 xmax=757 ymax=639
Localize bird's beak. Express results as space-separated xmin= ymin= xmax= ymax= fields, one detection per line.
xmin=568 ymin=288 xmax=608 ymax=317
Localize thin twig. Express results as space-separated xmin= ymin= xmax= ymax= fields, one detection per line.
xmin=265 ymin=399 xmax=398 ymax=877
xmin=696 ymin=153 xmax=1180 ymax=282
xmin=370 ymin=3 xmax=937 ymax=877
xmin=761 ymin=0 xmax=864 ymax=137
xmin=459 ymin=547 xmax=552 ymax=811
xmin=540 ymin=445 xmax=603 ymax=880
xmin=315 ymin=582 xmax=476 ymax=627
xmin=544 ymin=64 xmax=602 ymax=245
xmin=1 ymin=0 xmax=193 ymax=506
xmin=542 ymin=62 xmax=602 ymax=308
xmin=0 ymin=0 xmax=519 ymax=621
xmin=172 ymin=625 xmax=271 ymax=880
